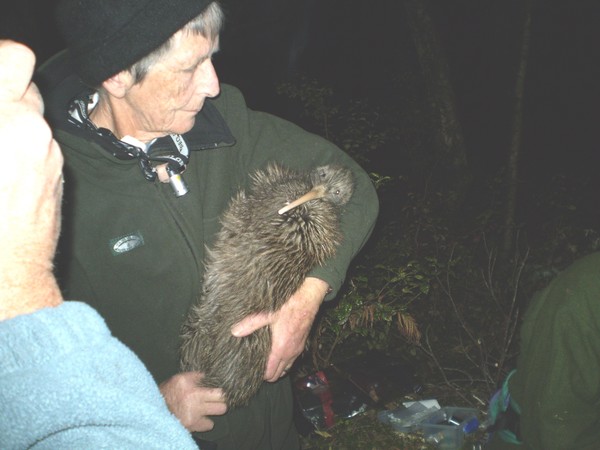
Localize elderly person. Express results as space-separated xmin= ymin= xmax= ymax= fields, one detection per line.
xmin=38 ymin=1 xmax=378 ymax=448
xmin=0 ymin=40 xmax=197 ymax=450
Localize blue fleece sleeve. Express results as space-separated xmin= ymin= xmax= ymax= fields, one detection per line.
xmin=0 ymin=302 xmax=198 ymax=450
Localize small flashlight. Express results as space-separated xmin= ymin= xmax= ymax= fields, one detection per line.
xmin=166 ymin=164 xmax=189 ymax=197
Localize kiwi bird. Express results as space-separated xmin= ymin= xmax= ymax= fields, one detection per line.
xmin=179 ymin=162 xmax=354 ymax=408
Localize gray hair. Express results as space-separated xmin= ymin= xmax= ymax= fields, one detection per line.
xmin=129 ymin=1 xmax=224 ymax=84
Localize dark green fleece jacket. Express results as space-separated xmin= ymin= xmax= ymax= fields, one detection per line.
xmin=488 ymin=252 xmax=600 ymax=450
xmin=37 ymin=51 xmax=378 ymax=447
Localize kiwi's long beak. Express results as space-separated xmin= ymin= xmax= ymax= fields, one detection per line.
xmin=278 ymin=185 xmax=326 ymax=215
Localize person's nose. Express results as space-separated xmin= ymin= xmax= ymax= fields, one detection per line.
xmin=199 ymin=59 xmax=220 ymax=98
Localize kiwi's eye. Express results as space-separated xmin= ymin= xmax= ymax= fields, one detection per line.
xmin=335 ymin=189 xmax=341 ymax=195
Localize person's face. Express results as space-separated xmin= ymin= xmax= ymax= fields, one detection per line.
xmin=125 ymin=30 xmax=220 ymax=138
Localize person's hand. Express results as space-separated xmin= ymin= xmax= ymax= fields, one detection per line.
xmin=231 ymin=277 xmax=328 ymax=381
xmin=0 ymin=40 xmax=64 ymax=321
xmin=159 ymin=372 xmax=228 ymax=432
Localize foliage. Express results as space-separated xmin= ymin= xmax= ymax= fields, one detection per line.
xmin=299 ymin=412 xmax=438 ymax=450
xmin=310 ymin=258 xmax=430 ymax=368
xmin=309 ymin=177 xmax=529 ymax=396
xmin=276 ymin=75 xmax=421 ymax=169
xmin=276 ymin=77 xmax=339 ymax=140
xmin=277 ymin=76 xmax=596 ymax=447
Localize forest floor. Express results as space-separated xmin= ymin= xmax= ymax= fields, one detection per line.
xmin=293 ymin=355 xmax=492 ymax=449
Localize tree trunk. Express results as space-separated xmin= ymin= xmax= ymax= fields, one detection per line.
xmin=403 ymin=0 xmax=469 ymax=207
xmin=502 ymin=0 xmax=533 ymax=256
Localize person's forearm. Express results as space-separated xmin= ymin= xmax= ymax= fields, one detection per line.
xmin=303 ymin=277 xmax=329 ymax=307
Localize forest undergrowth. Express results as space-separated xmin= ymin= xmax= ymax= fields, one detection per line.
xmin=276 ymin=76 xmax=599 ymax=449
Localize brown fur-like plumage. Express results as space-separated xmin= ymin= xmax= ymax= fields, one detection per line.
xmin=179 ymin=162 xmax=354 ymax=408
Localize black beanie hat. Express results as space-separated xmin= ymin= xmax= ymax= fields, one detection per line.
xmin=56 ymin=0 xmax=213 ymax=87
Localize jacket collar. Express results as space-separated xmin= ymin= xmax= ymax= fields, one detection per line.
xmin=152 ymin=100 xmax=236 ymax=152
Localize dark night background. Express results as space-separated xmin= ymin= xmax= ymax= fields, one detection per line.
xmin=3 ymin=1 xmax=598 ymax=172
xmin=2 ymin=0 xmax=599 ymax=202
xmin=2 ymin=0 xmax=599 ymax=444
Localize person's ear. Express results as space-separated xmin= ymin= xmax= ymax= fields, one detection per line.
xmin=101 ymin=70 xmax=135 ymax=98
